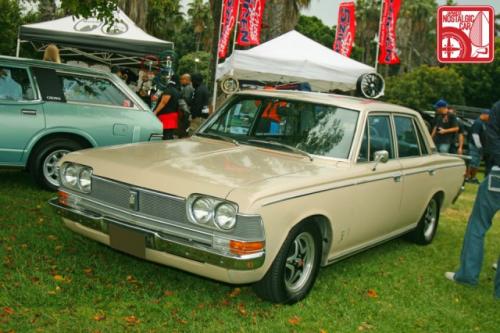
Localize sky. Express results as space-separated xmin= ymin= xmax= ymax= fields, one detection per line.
xmin=181 ymin=0 xmax=499 ymax=28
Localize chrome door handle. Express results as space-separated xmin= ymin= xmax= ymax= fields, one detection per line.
xmin=21 ymin=109 xmax=37 ymax=115
xmin=428 ymin=169 xmax=436 ymax=176
xmin=393 ymin=175 xmax=402 ymax=183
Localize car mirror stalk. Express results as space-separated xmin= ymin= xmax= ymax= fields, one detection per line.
xmin=372 ymin=150 xmax=389 ymax=171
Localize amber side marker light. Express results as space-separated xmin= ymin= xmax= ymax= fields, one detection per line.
xmin=229 ymin=240 xmax=265 ymax=256
xmin=58 ymin=191 xmax=69 ymax=206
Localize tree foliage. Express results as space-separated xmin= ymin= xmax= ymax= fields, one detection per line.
xmin=295 ymin=15 xmax=335 ymax=48
xmin=0 ymin=0 xmax=21 ymax=56
xmin=178 ymin=51 xmax=211 ymax=83
xmin=452 ymin=38 xmax=500 ymax=108
xmin=384 ymin=65 xmax=465 ymax=110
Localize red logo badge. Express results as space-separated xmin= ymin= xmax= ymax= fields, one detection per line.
xmin=437 ymin=6 xmax=495 ymax=63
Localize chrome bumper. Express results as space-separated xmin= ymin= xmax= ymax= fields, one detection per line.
xmin=49 ymin=198 xmax=265 ymax=270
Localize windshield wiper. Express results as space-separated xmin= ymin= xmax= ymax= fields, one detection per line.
xmin=195 ymin=132 xmax=239 ymax=146
xmin=247 ymin=139 xmax=313 ymax=161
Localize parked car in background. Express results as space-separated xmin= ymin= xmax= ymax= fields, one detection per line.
xmin=50 ymin=90 xmax=465 ymax=303
xmin=0 ymin=56 xmax=162 ymax=190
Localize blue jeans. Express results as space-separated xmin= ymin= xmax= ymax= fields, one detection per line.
xmin=454 ymin=171 xmax=500 ymax=299
xmin=437 ymin=143 xmax=451 ymax=153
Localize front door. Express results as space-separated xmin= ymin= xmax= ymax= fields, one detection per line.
xmin=0 ymin=65 xmax=44 ymax=164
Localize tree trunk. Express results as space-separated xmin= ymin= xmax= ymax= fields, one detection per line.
xmin=118 ymin=0 xmax=148 ymax=30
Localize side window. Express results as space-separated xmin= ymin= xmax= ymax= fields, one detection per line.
xmin=209 ymin=99 xmax=260 ymax=135
xmin=415 ymin=120 xmax=429 ymax=155
xmin=0 ymin=66 xmax=34 ymax=101
xmin=394 ymin=116 xmax=421 ymax=158
xmin=358 ymin=115 xmax=394 ymax=162
xmin=58 ymin=74 xmax=134 ymax=108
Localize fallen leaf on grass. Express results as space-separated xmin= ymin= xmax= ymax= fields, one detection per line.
xmin=20 ymin=244 xmax=28 ymax=249
xmin=53 ymin=275 xmax=64 ymax=281
xmin=358 ymin=322 xmax=374 ymax=331
xmin=47 ymin=235 xmax=57 ymax=241
xmin=126 ymin=275 xmax=138 ymax=284
xmin=163 ymin=290 xmax=174 ymax=297
xmin=366 ymin=289 xmax=378 ymax=298
xmin=124 ymin=315 xmax=140 ymax=325
xmin=288 ymin=316 xmax=301 ymax=326
xmin=3 ymin=307 xmax=15 ymax=315
xmin=93 ymin=313 xmax=106 ymax=321
xmin=237 ymin=303 xmax=247 ymax=316
xmin=320 ymin=329 xmax=327 ymax=333
xmin=229 ymin=288 xmax=241 ymax=298
xmin=83 ymin=268 xmax=93 ymax=276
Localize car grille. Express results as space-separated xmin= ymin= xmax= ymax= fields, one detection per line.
xmin=91 ymin=176 xmax=188 ymax=223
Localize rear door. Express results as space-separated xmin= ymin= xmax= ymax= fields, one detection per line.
xmin=44 ymin=70 xmax=140 ymax=146
xmin=0 ymin=65 xmax=45 ymax=164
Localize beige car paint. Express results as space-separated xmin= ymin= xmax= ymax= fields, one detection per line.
xmin=57 ymin=90 xmax=466 ymax=284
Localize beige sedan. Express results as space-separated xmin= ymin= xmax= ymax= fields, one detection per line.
xmin=50 ymin=90 xmax=465 ymax=303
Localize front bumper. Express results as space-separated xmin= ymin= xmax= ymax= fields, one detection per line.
xmin=49 ymin=198 xmax=265 ymax=272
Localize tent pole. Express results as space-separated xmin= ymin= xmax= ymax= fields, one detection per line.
xmin=212 ymin=0 xmax=225 ymax=112
xmin=16 ymin=37 xmax=21 ymax=58
xmin=374 ymin=0 xmax=384 ymax=72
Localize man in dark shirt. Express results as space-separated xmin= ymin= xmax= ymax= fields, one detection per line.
xmin=466 ymin=110 xmax=490 ymax=183
xmin=446 ymin=100 xmax=500 ymax=300
xmin=189 ymin=73 xmax=210 ymax=133
xmin=431 ymin=99 xmax=459 ymax=153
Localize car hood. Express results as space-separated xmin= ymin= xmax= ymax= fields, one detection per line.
xmin=63 ymin=137 xmax=319 ymax=199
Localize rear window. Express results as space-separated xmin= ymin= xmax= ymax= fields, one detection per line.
xmin=58 ymin=74 xmax=134 ymax=108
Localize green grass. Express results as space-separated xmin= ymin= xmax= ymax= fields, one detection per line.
xmin=0 ymin=169 xmax=499 ymax=332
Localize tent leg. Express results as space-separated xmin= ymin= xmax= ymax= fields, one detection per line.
xmin=16 ymin=38 xmax=21 ymax=58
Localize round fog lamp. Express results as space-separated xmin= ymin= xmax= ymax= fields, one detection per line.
xmin=78 ymin=168 xmax=92 ymax=192
xmin=63 ymin=164 xmax=78 ymax=187
xmin=214 ymin=203 xmax=237 ymax=230
xmin=192 ymin=198 xmax=212 ymax=224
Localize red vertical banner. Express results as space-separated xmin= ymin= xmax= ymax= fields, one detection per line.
xmin=236 ymin=0 xmax=266 ymax=46
xmin=219 ymin=0 xmax=240 ymax=58
xmin=378 ymin=0 xmax=401 ymax=64
xmin=333 ymin=2 xmax=356 ymax=57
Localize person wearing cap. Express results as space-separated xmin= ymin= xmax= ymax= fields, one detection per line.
xmin=445 ymin=100 xmax=500 ymax=301
xmin=153 ymin=75 xmax=180 ymax=140
xmin=431 ymin=99 xmax=459 ymax=153
xmin=466 ymin=109 xmax=490 ymax=184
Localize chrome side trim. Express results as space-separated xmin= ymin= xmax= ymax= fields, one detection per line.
xmin=264 ymin=163 xmax=464 ymax=206
xmin=49 ymin=198 xmax=265 ymax=270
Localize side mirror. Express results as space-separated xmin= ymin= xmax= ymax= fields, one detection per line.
xmin=372 ymin=150 xmax=389 ymax=171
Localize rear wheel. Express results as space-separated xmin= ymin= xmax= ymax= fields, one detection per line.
xmin=253 ymin=222 xmax=322 ymax=304
xmin=408 ymin=196 xmax=440 ymax=245
xmin=29 ymin=138 xmax=84 ymax=191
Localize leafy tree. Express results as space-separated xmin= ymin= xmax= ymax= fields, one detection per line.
xmin=383 ymin=65 xmax=465 ymax=110
xmin=187 ymin=0 xmax=212 ymax=52
xmin=0 ymin=0 xmax=21 ymax=56
xmin=261 ymin=0 xmax=311 ymax=41
xmin=178 ymin=51 xmax=211 ymax=83
xmin=452 ymin=37 xmax=500 ymax=108
xmin=295 ymin=15 xmax=335 ymax=48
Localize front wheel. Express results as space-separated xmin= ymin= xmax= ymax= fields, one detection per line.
xmin=253 ymin=222 xmax=322 ymax=304
xmin=408 ymin=196 xmax=440 ymax=245
xmin=30 ymin=138 xmax=84 ymax=191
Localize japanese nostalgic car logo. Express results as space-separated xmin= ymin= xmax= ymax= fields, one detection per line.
xmin=129 ymin=190 xmax=139 ymax=211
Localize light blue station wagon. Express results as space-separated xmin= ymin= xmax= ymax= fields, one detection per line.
xmin=0 ymin=56 xmax=162 ymax=190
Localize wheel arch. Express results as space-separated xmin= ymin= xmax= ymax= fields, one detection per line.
xmin=25 ymin=130 xmax=96 ymax=169
xmin=300 ymin=214 xmax=333 ymax=266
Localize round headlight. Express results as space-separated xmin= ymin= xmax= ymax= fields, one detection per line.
xmin=214 ymin=203 xmax=237 ymax=230
xmin=63 ymin=164 xmax=78 ymax=187
xmin=78 ymin=168 xmax=92 ymax=192
xmin=192 ymin=198 xmax=213 ymax=224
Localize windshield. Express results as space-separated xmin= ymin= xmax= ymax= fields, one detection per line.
xmin=201 ymin=95 xmax=359 ymax=159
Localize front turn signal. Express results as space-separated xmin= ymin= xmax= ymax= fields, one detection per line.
xmin=229 ymin=240 xmax=264 ymax=256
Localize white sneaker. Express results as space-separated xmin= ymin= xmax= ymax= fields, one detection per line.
xmin=493 ymin=263 xmax=498 ymax=270
xmin=445 ymin=272 xmax=456 ymax=281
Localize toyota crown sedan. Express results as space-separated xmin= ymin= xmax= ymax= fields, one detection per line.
xmin=50 ymin=90 xmax=465 ymax=303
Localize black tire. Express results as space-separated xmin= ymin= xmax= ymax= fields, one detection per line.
xmin=29 ymin=138 xmax=83 ymax=191
xmin=408 ymin=196 xmax=440 ymax=245
xmin=253 ymin=222 xmax=322 ymax=304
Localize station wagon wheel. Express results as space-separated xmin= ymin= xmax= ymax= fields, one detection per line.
xmin=253 ymin=222 xmax=322 ymax=304
xmin=408 ymin=196 xmax=440 ymax=245
xmin=29 ymin=138 xmax=84 ymax=191
xmin=43 ymin=149 xmax=70 ymax=188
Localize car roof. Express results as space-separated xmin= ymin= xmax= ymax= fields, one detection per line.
xmin=236 ymin=89 xmax=419 ymax=116
xmin=0 ymin=55 xmax=112 ymax=77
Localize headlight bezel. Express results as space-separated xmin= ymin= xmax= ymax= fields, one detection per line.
xmin=187 ymin=194 xmax=238 ymax=232
xmin=60 ymin=162 xmax=93 ymax=193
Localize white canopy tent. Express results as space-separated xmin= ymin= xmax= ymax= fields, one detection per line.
xmin=17 ymin=9 xmax=174 ymax=67
xmin=217 ymin=30 xmax=375 ymax=92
